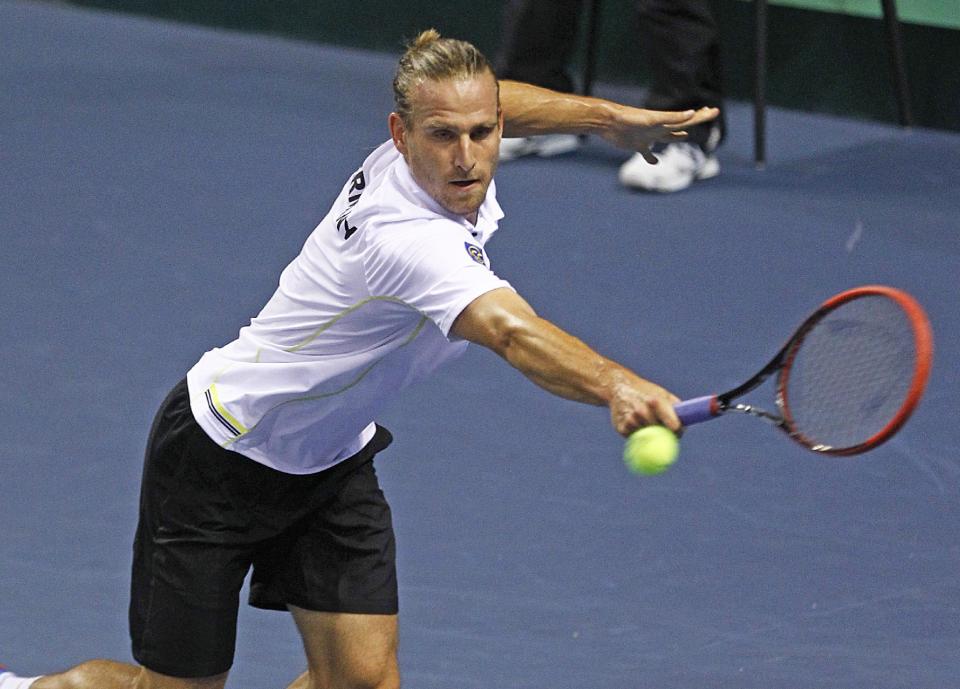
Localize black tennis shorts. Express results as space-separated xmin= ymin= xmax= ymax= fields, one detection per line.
xmin=129 ymin=379 xmax=397 ymax=679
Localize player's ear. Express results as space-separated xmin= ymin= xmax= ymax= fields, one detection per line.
xmin=389 ymin=112 xmax=408 ymax=156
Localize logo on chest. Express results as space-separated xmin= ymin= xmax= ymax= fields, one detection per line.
xmin=464 ymin=242 xmax=486 ymax=266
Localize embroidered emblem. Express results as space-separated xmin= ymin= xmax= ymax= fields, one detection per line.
xmin=465 ymin=242 xmax=486 ymax=266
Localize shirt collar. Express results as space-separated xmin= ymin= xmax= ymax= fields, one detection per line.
xmin=393 ymin=154 xmax=504 ymax=239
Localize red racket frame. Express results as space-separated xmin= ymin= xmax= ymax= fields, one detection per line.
xmin=777 ymin=285 xmax=933 ymax=455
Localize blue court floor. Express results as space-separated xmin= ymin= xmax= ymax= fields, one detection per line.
xmin=1 ymin=2 xmax=958 ymax=687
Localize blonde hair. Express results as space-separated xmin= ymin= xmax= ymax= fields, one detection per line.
xmin=393 ymin=29 xmax=497 ymax=124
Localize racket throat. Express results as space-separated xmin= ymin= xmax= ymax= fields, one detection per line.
xmin=728 ymin=403 xmax=831 ymax=449
xmin=728 ymin=402 xmax=787 ymax=429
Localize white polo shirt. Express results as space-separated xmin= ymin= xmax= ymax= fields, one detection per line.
xmin=186 ymin=140 xmax=512 ymax=473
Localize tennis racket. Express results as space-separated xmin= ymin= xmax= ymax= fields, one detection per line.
xmin=674 ymin=285 xmax=933 ymax=455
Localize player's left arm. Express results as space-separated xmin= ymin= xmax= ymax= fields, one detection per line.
xmin=450 ymin=287 xmax=681 ymax=436
xmin=498 ymin=79 xmax=719 ymax=164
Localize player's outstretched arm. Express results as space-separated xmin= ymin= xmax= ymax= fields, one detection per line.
xmin=451 ymin=288 xmax=681 ymax=436
xmin=499 ymin=80 xmax=720 ymax=164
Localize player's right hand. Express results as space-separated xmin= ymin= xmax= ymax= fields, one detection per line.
xmin=608 ymin=376 xmax=682 ymax=437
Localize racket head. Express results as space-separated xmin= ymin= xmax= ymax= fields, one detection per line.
xmin=776 ymin=285 xmax=933 ymax=455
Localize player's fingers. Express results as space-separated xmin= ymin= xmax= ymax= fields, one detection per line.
xmin=617 ymin=412 xmax=678 ymax=437
xmin=613 ymin=398 xmax=668 ymax=437
xmin=648 ymin=395 xmax=682 ymax=433
xmin=612 ymin=405 xmax=652 ymax=437
xmin=645 ymin=109 xmax=696 ymax=126
xmin=662 ymin=106 xmax=720 ymax=130
xmin=684 ymin=106 xmax=720 ymax=127
xmin=650 ymin=128 xmax=688 ymax=143
xmin=612 ymin=407 xmax=639 ymax=437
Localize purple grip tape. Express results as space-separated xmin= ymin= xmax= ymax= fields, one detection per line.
xmin=674 ymin=395 xmax=719 ymax=426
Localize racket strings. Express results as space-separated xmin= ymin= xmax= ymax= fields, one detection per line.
xmin=780 ymin=296 xmax=917 ymax=450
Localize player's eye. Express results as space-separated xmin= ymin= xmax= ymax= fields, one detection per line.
xmin=471 ymin=126 xmax=495 ymax=141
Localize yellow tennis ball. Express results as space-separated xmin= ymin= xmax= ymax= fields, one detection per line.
xmin=623 ymin=426 xmax=679 ymax=476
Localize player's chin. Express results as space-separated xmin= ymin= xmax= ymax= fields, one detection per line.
xmin=445 ymin=184 xmax=486 ymax=214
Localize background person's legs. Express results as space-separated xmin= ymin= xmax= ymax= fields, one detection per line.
xmin=635 ymin=0 xmax=725 ymax=146
xmin=618 ymin=0 xmax=725 ymax=191
xmin=495 ymin=0 xmax=585 ymax=92
xmin=494 ymin=0 xmax=586 ymax=159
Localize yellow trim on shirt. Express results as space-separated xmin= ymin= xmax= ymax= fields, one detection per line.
xmin=284 ymin=295 xmax=415 ymax=353
xmin=220 ymin=313 xmax=430 ymax=449
xmin=209 ymin=381 xmax=249 ymax=434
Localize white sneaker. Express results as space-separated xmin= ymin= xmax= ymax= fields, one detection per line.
xmin=499 ymin=134 xmax=580 ymax=161
xmin=618 ymin=142 xmax=720 ymax=193
xmin=0 ymin=668 xmax=41 ymax=689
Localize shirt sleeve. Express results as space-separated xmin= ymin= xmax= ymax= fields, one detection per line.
xmin=362 ymin=218 xmax=513 ymax=337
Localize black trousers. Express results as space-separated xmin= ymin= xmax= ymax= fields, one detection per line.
xmin=495 ymin=0 xmax=725 ymax=146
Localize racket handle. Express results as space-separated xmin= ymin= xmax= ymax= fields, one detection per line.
xmin=674 ymin=395 xmax=720 ymax=426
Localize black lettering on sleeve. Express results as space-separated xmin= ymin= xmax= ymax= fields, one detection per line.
xmin=335 ymin=169 xmax=366 ymax=241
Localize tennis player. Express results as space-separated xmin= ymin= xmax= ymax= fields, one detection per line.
xmin=0 ymin=29 xmax=716 ymax=689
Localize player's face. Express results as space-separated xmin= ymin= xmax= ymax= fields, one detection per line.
xmin=389 ymin=71 xmax=502 ymax=224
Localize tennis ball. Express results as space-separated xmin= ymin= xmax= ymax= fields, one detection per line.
xmin=623 ymin=426 xmax=679 ymax=476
